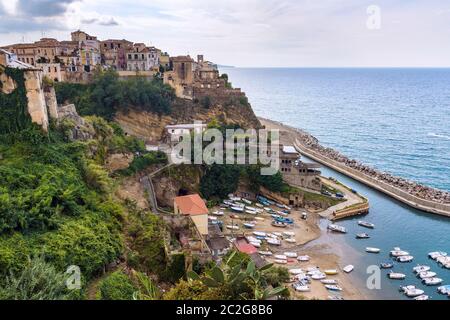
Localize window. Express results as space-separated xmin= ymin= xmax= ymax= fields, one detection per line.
xmin=134 ymin=54 xmax=138 ymax=59
xmin=128 ymin=54 xmax=132 ymax=59
xmin=54 ymin=67 xmax=57 ymax=72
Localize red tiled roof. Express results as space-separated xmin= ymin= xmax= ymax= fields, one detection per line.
xmin=234 ymin=238 xmax=257 ymax=254
xmin=174 ymin=194 xmax=208 ymax=216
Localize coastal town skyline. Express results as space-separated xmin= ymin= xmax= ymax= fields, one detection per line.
xmin=1 ymin=0 xmax=450 ymax=68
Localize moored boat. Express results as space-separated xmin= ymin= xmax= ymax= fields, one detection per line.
xmin=428 ymin=251 xmax=447 ymax=260
xmin=366 ymin=247 xmax=381 ymax=254
xmin=413 ymin=265 xmax=431 ymax=273
xmin=397 ymin=255 xmax=414 ymax=263
xmin=297 ymin=255 xmax=310 ymax=262
xmin=258 ymin=250 xmax=272 ymax=256
xmin=380 ymin=262 xmax=394 ymax=269
xmin=414 ymin=295 xmax=430 ymax=300
xmin=328 ymin=224 xmax=347 ymax=234
xmin=390 ymin=249 xmax=410 ymax=257
xmin=388 ymin=272 xmax=406 ymax=280
xmin=324 ymin=269 xmax=338 ymax=275
xmin=422 ymin=277 xmax=442 ymax=286
xmin=437 ymin=285 xmax=450 ymax=295
xmin=356 ymin=233 xmax=370 ymax=239
xmin=418 ymin=271 xmax=437 ymax=279
xmin=401 ymin=285 xmax=424 ymax=297
xmin=321 ymin=279 xmax=338 ymax=285
xmin=358 ymin=221 xmax=375 ymax=229
xmin=271 ymin=221 xmax=288 ymax=228
xmin=226 ymin=225 xmax=239 ymax=230
xmin=267 ymin=238 xmax=281 ymax=246
xmin=284 ymin=252 xmax=298 ymax=258
xmin=274 ymin=259 xmax=287 ymax=264
xmin=324 ymin=285 xmax=343 ymax=291
xmin=343 ymin=265 xmax=354 ymax=273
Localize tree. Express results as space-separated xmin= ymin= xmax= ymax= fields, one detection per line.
xmin=0 ymin=256 xmax=69 ymax=300
xmin=97 ymin=270 xmax=137 ymax=300
xmin=200 ymin=165 xmax=241 ymax=200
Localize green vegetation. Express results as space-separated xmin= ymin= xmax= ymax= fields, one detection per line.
xmin=55 ymin=70 xmax=175 ymax=120
xmin=117 ymin=151 xmax=167 ymax=176
xmin=97 ymin=270 xmax=137 ymax=300
xmin=200 ymin=164 xmax=241 ymax=200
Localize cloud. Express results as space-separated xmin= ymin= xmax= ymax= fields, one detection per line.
xmin=17 ymin=0 xmax=77 ymax=17
xmin=80 ymin=16 xmax=119 ymax=26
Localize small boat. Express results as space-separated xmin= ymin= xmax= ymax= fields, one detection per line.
xmin=267 ymin=238 xmax=281 ymax=246
xmin=324 ymin=285 xmax=343 ymax=291
xmin=437 ymin=285 xmax=450 ymax=295
xmin=388 ymin=272 xmax=406 ymax=280
xmin=423 ymin=277 xmax=442 ymax=286
xmin=242 ymin=199 xmax=252 ymax=205
xmin=226 ymin=225 xmax=239 ymax=230
xmin=324 ymin=269 xmax=338 ymax=275
xmin=243 ymin=223 xmax=256 ymax=229
xmin=274 ymin=259 xmax=287 ymax=265
xmin=285 ymin=238 xmax=296 ymax=244
xmin=245 ymin=210 xmax=258 ymax=215
xmin=273 ymin=232 xmax=282 ymax=237
xmin=212 ymin=210 xmax=224 ymax=216
xmin=401 ymin=285 xmax=424 ymax=297
xmin=231 ymin=206 xmax=244 ymax=213
xmin=397 ymin=255 xmax=414 ymax=263
xmin=321 ymin=279 xmax=338 ymax=285
xmin=380 ymin=262 xmax=394 ymax=269
xmin=413 ymin=265 xmax=431 ymax=273
xmin=274 ymin=254 xmax=288 ymax=260
xmin=271 ymin=221 xmax=288 ymax=228
xmin=428 ymin=251 xmax=447 ymax=260
xmin=289 ymin=269 xmax=304 ymax=275
xmin=356 ymin=233 xmax=370 ymax=239
xmin=297 ymin=255 xmax=310 ymax=262
xmin=414 ymin=295 xmax=430 ymax=301
xmin=366 ymin=247 xmax=381 ymax=254
xmin=311 ymin=273 xmax=327 ymax=280
xmin=358 ymin=221 xmax=375 ymax=229
xmin=390 ymin=247 xmax=410 ymax=257
xmin=258 ymin=250 xmax=272 ymax=256
xmin=283 ymin=231 xmax=295 ymax=237
xmin=208 ymin=216 xmax=218 ymax=221
xmin=284 ymin=252 xmax=298 ymax=258
xmin=418 ymin=271 xmax=437 ymax=279
xmin=293 ymin=283 xmax=310 ymax=292
xmin=253 ymin=231 xmax=266 ymax=237
xmin=250 ymin=241 xmax=261 ymax=248
xmin=343 ymin=265 xmax=354 ymax=273
xmin=328 ymin=224 xmax=347 ymax=234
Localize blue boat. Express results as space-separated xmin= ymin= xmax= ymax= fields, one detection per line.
xmin=275 ymin=217 xmax=294 ymax=225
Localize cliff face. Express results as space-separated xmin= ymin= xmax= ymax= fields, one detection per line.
xmin=115 ymin=98 xmax=262 ymax=141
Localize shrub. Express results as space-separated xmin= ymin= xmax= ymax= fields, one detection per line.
xmin=97 ymin=270 xmax=137 ymax=300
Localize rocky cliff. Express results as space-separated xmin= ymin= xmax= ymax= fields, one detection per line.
xmin=115 ymin=97 xmax=262 ymax=142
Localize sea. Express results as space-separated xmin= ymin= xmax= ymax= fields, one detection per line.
xmin=221 ymin=67 xmax=450 ymax=300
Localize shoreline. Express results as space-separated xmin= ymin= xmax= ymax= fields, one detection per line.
xmin=259 ymin=117 xmax=450 ymax=217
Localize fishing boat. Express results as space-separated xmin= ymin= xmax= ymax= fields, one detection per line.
xmin=284 ymin=252 xmax=298 ymax=258
xmin=253 ymin=231 xmax=266 ymax=237
xmin=380 ymin=262 xmax=394 ymax=269
xmin=343 ymin=265 xmax=354 ymax=273
xmin=414 ymin=295 xmax=430 ymax=300
xmin=356 ymin=233 xmax=370 ymax=239
xmin=293 ymin=283 xmax=310 ymax=292
xmin=297 ymin=255 xmax=311 ymax=262
xmin=271 ymin=221 xmax=288 ymax=228
xmin=437 ymin=285 xmax=450 ymax=295
xmin=423 ymin=277 xmax=442 ymax=286
xmin=418 ymin=271 xmax=437 ymax=279
xmin=226 ymin=225 xmax=239 ymax=230
xmin=413 ymin=265 xmax=431 ymax=273
xmin=258 ymin=251 xmax=272 ymax=256
xmin=275 ymin=217 xmax=294 ymax=224
xmin=321 ymin=279 xmax=338 ymax=285
xmin=328 ymin=224 xmax=347 ymax=234
xmin=401 ymin=285 xmax=424 ymax=298
xmin=267 ymin=238 xmax=281 ymax=246
xmin=274 ymin=254 xmax=288 ymax=260
xmin=397 ymin=255 xmax=414 ymax=263
xmin=366 ymin=247 xmax=381 ymax=254
xmin=325 ymin=285 xmax=343 ymax=291
xmin=324 ymin=269 xmax=338 ymax=275
xmin=243 ymin=223 xmax=256 ymax=229
xmin=274 ymin=259 xmax=287 ymax=265
xmin=311 ymin=273 xmax=327 ymax=280
xmin=428 ymin=251 xmax=447 ymax=260
xmin=231 ymin=206 xmax=244 ymax=213
xmin=358 ymin=221 xmax=375 ymax=229
xmin=390 ymin=248 xmax=410 ymax=257
xmin=388 ymin=272 xmax=406 ymax=280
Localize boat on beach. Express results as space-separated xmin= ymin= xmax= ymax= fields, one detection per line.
xmin=267 ymin=238 xmax=281 ymax=246
xmin=311 ymin=273 xmax=327 ymax=280
xmin=226 ymin=225 xmax=239 ymax=230
xmin=283 ymin=231 xmax=295 ymax=237
xmin=285 ymin=238 xmax=296 ymax=244
xmin=388 ymin=272 xmax=406 ymax=280
xmin=212 ymin=210 xmax=224 ymax=216
xmin=297 ymin=255 xmax=310 ymax=262
xmin=325 ymin=285 xmax=343 ymax=291
xmin=253 ymin=231 xmax=266 ymax=237
xmin=289 ymin=269 xmax=304 ymax=275
xmin=400 ymin=285 xmax=425 ymax=298
xmin=358 ymin=221 xmax=375 ymax=229
xmin=274 ymin=259 xmax=287 ymax=264
xmin=293 ymin=283 xmax=310 ymax=292
xmin=397 ymin=255 xmax=414 ymax=263
xmin=254 ymin=217 xmax=265 ymax=221
xmin=284 ymin=252 xmax=298 ymax=258
xmin=243 ymin=223 xmax=256 ymax=229
xmin=271 ymin=221 xmax=288 ymax=228
xmin=366 ymin=247 xmax=381 ymax=254
xmin=321 ymin=279 xmax=338 ymax=285
xmin=324 ymin=269 xmax=338 ymax=275
xmin=422 ymin=277 xmax=442 ymax=286
xmin=258 ymin=251 xmax=272 ymax=256
xmin=328 ymin=224 xmax=347 ymax=234
xmin=274 ymin=254 xmax=288 ymax=260
xmin=250 ymin=241 xmax=261 ymax=248
xmin=343 ymin=265 xmax=354 ymax=273
xmin=356 ymin=233 xmax=370 ymax=239
xmin=231 ymin=206 xmax=244 ymax=213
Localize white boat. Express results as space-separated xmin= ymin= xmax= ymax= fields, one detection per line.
xmin=297 ymin=255 xmax=311 ymax=262
xmin=321 ymin=279 xmax=338 ymax=285
xmin=437 ymin=285 xmax=450 ymax=295
xmin=258 ymin=250 xmax=272 ymax=256
xmin=273 ymin=232 xmax=282 ymax=237
xmin=285 ymin=238 xmax=296 ymax=244
xmin=284 ymin=252 xmax=298 ymax=258
xmin=250 ymin=241 xmax=261 ymax=248
xmin=366 ymin=247 xmax=381 ymax=254
xmin=253 ymin=231 xmax=266 ymax=237
xmin=255 ymin=203 xmax=264 ymax=208
xmin=267 ymin=238 xmax=281 ymax=246
xmin=231 ymin=206 xmax=244 ymax=213
xmin=324 ymin=269 xmax=338 ymax=275
xmin=358 ymin=221 xmax=375 ymax=229
xmin=208 ymin=216 xmax=218 ymax=221
xmin=324 ymin=285 xmax=343 ymax=291
xmin=422 ymin=277 xmax=442 ymax=286
xmin=293 ymin=283 xmax=310 ymax=292
xmin=428 ymin=251 xmax=447 ymax=260
xmin=306 ymin=267 xmax=320 ymax=273
xmin=418 ymin=271 xmax=437 ymax=279
xmin=311 ymin=273 xmax=327 ymax=280
xmin=212 ymin=210 xmax=224 ymax=216
xmin=274 ymin=259 xmax=287 ymax=264
xmin=401 ymin=285 xmax=424 ymax=297
xmin=397 ymin=255 xmax=414 ymax=263
xmin=414 ymin=295 xmax=430 ymax=301
xmin=436 ymin=256 xmax=450 ymax=265
xmin=245 ymin=210 xmax=258 ymax=215
xmin=226 ymin=225 xmax=239 ymax=230
xmin=388 ymin=272 xmax=406 ymax=280
xmin=243 ymin=223 xmax=256 ymax=229
xmin=274 ymin=254 xmax=288 ymax=260
xmin=343 ymin=265 xmax=354 ymax=273
xmin=390 ymin=249 xmax=410 ymax=257
xmin=356 ymin=233 xmax=370 ymax=239
xmin=413 ymin=265 xmax=431 ymax=273
xmin=242 ymin=199 xmax=252 ymax=205
xmin=328 ymin=224 xmax=347 ymax=234
xmin=283 ymin=231 xmax=295 ymax=237
xmin=289 ymin=269 xmax=304 ymax=275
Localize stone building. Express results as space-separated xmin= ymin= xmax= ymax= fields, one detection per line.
xmin=163 ymin=55 xmax=195 ymax=99
xmin=101 ymin=39 xmax=133 ymax=71
xmin=36 ymin=62 xmax=64 ymax=82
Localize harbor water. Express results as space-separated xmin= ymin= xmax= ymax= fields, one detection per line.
xmin=222 ymin=67 xmax=450 ymax=300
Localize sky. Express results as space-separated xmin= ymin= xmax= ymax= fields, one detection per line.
xmin=1 ymin=0 xmax=450 ymax=67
